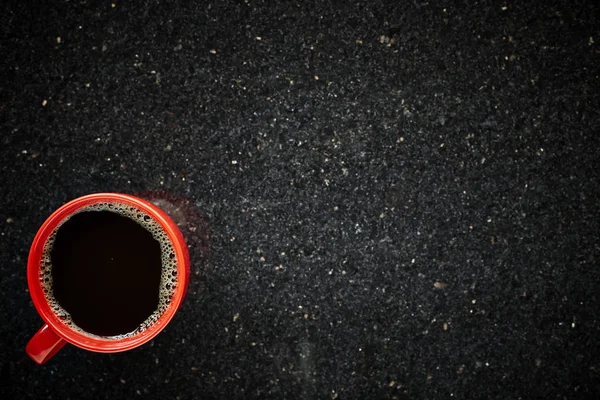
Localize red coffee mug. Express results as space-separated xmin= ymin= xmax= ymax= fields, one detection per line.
xmin=26 ymin=193 xmax=190 ymax=364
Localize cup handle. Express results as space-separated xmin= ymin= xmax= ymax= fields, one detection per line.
xmin=26 ymin=324 xmax=67 ymax=364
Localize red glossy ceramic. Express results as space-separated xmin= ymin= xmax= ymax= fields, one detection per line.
xmin=26 ymin=193 xmax=190 ymax=364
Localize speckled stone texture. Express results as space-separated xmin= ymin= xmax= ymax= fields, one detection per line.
xmin=1 ymin=0 xmax=600 ymax=399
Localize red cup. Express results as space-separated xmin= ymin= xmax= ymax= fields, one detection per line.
xmin=26 ymin=193 xmax=190 ymax=364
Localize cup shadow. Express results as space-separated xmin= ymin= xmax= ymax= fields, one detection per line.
xmin=135 ymin=190 xmax=211 ymax=297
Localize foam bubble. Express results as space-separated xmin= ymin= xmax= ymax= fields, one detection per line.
xmin=40 ymin=201 xmax=180 ymax=339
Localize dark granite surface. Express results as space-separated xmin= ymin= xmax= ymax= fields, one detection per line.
xmin=1 ymin=0 xmax=600 ymax=398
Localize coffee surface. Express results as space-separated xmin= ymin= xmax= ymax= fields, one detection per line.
xmin=50 ymin=210 xmax=162 ymax=336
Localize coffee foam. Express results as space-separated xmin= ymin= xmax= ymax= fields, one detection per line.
xmin=39 ymin=202 xmax=179 ymax=339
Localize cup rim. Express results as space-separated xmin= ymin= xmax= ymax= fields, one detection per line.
xmin=27 ymin=193 xmax=190 ymax=353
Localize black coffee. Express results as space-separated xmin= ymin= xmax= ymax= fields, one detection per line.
xmin=44 ymin=205 xmax=176 ymax=337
